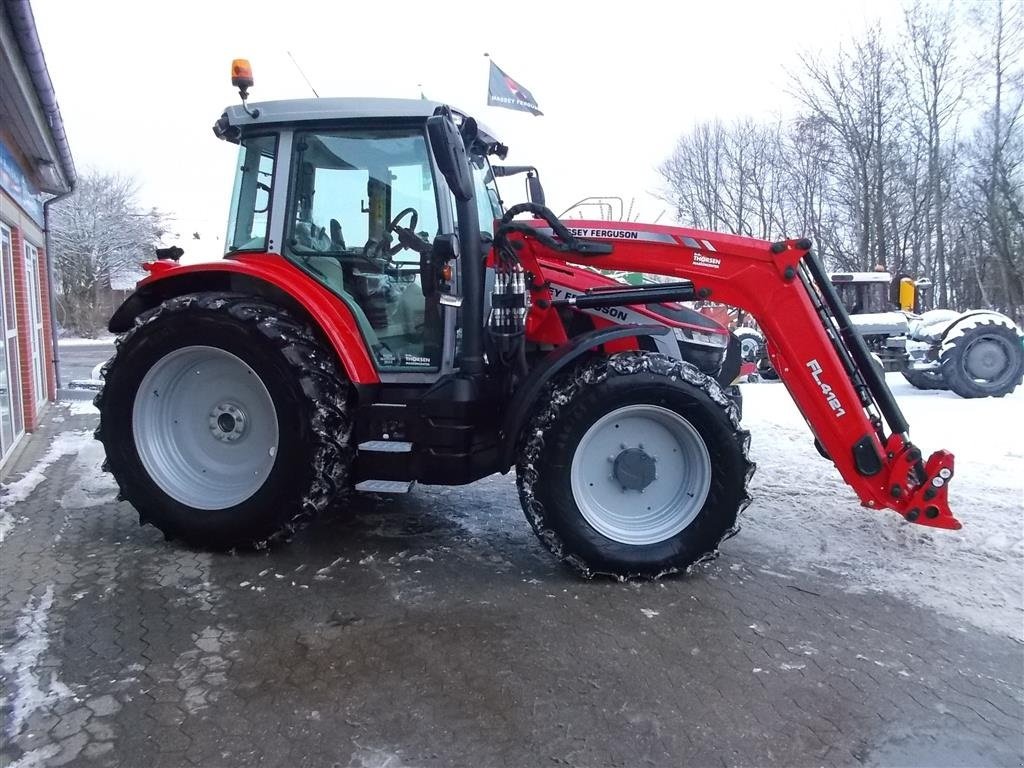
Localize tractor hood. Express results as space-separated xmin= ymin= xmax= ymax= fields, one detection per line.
xmin=847 ymin=312 xmax=909 ymax=336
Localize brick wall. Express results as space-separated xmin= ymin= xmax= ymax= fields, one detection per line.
xmin=5 ymin=223 xmax=54 ymax=432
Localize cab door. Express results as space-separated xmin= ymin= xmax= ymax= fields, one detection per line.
xmin=273 ymin=125 xmax=457 ymax=381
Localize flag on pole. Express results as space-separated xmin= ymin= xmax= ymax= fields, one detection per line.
xmin=487 ymin=60 xmax=543 ymax=116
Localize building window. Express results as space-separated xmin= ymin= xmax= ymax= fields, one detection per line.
xmin=24 ymin=241 xmax=47 ymax=409
xmin=0 ymin=223 xmax=25 ymax=458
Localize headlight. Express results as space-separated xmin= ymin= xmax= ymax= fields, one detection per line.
xmin=673 ymin=327 xmax=727 ymax=348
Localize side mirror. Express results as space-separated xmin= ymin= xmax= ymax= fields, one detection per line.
xmin=427 ymin=110 xmax=474 ymax=202
xmin=527 ymin=173 xmax=545 ymax=207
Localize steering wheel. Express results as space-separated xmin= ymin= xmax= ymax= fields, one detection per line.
xmin=384 ymin=207 xmax=418 ymax=257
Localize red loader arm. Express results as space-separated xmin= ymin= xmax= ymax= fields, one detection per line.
xmin=513 ymin=219 xmax=960 ymax=530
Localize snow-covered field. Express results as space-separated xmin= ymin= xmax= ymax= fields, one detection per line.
xmin=740 ymin=374 xmax=1023 ymax=641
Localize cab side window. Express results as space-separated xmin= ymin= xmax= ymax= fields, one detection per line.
xmin=226 ymin=135 xmax=276 ymax=252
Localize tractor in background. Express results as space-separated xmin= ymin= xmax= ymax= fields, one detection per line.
xmin=741 ymin=271 xmax=1024 ymax=398
xmin=832 ymin=271 xmax=1024 ymax=398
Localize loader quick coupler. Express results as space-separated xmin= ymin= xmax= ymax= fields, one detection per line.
xmin=882 ymin=436 xmax=959 ymax=529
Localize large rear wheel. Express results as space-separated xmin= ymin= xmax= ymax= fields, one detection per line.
xmin=516 ymin=352 xmax=754 ymax=579
xmin=96 ymin=293 xmax=352 ymax=549
xmin=940 ymin=319 xmax=1024 ymax=398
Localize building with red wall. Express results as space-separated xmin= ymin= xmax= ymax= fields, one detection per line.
xmin=1 ymin=0 xmax=76 ymax=467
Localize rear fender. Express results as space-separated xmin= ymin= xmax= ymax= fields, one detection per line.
xmin=108 ymin=255 xmax=379 ymax=384
xmin=939 ymin=310 xmax=1022 ymax=344
xmin=498 ymin=324 xmax=670 ymax=470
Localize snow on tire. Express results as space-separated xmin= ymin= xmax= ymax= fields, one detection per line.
xmin=95 ymin=292 xmax=352 ymax=549
xmin=516 ymin=351 xmax=754 ymax=580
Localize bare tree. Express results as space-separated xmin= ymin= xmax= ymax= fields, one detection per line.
xmin=791 ymin=27 xmax=905 ymax=271
xmin=902 ymin=2 xmax=964 ymax=306
xmin=50 ymin=172 xmax=167 ymax=335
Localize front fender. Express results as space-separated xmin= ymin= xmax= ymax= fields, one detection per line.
xmin=497 ymin=324 xmax=670 ymax=471
xmin=109 ymin=254 xmax=380 ymax=384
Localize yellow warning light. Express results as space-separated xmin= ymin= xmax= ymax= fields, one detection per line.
xmin=231 ymin=59 xmax=254 ymax=93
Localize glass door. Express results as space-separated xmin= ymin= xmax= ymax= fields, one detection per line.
xmin=0 ymin=224 xmax=24 ymax=459
xmin=24 ymin=242 xmax=47 ymax=408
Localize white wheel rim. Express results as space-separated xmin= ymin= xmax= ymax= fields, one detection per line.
xmin=739 ymin=337 xmax=760 ymax=360
xmin=569 ymin=404 xmax=712 ymax=546
xmin=132 ymin=346 xmax=280 ymax=510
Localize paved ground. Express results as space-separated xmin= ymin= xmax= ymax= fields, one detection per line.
xmin=56 ymin=340 xmax=115 ymax=387
xmin=2 ymin=402 xmax=1021 ymax=768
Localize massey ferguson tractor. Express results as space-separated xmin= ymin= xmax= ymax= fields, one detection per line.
xmin=95 ymin=63 xmax=961 ymax=578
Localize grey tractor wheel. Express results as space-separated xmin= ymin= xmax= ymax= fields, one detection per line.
xmin=96 ymin=292 xmax=353 ymax=549
xmin=516 ymin=352 xmax=754 ymax=579
xmin=733 ymin=327 xmax=764 ymax=364
xmin=940 ymin=320 xmax=1024 ymax=398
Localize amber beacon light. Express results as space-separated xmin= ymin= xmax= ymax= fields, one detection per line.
xmin=231 ymin=59 xmax=259 ymax=117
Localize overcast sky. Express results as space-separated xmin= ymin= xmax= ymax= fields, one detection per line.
xmin=33 ymin=0 xmax=905 ymax=261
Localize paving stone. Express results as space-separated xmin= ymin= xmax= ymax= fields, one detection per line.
xmin=0 ymin=408 xmax=1020 ymax=768
xmin=86 ymin=694 xmax=122 ymax=717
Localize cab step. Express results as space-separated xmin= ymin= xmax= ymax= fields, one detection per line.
xmin=357 ymin=440 xmax=414 ymax=453
xmin=354 ymin=479 xmax=416 ymax=494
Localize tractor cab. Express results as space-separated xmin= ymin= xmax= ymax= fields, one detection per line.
xmin=830 ymin=272 xmax=895 ymax=315
xmin=830 ymin=271 xmax=933 ymax=316
xmin=215 ymin=97 xmax=507 ymax=376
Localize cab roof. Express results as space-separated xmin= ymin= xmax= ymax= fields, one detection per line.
xmin=219 ymin=97 xmax=501 ymax=146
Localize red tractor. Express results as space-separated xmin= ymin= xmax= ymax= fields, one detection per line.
xmin=96 ymin=66 xmax=960 ymax=578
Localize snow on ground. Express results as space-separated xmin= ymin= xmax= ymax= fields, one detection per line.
xmin=57 ymin=336 xmax=115 ymax=346
xmin=67 ymin=399 xmax=99 ymax=416
xmin=0 ymin=430 xmax=94 ymax=544
xmin=58 ymin=438 xmax=118 ymax=510
xmin=740 ymin=374 xmax=1024 ymax=641
xmin=0 ymin=586 xmax=75 ymax=740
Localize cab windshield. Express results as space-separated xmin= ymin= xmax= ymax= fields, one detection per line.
xmin=471 ymin=154 xmax=503 ymax=235
xmin=834 ymin=281 xmax=893 ymax=315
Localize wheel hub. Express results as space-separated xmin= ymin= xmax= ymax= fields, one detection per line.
xmin=965 ymin=339 xmax=1007 ymax=380
xmin=739 ymin=338 xmax=759 ymax=361
xmin=209 ymin=402 xmax=247 ymax=442
xmin=612 ymin=446 xmax=657 ymax=491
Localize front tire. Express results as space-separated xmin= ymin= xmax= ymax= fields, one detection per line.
xmin=96 ymin=293 xmax=352 ymax=549
xmin=901 ymin=369 xmax=947 ymax=391
xmin=516 ymin=352 xmax=754 ymax=579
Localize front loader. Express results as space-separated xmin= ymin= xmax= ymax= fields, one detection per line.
xmin=96 ymin=65 xmax=960 ymax=578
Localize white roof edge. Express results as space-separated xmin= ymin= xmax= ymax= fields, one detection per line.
xmin=222 ymin=97 xmax=501 ymax=145
xmin=830 ymin=272 xmax=892 ymax=282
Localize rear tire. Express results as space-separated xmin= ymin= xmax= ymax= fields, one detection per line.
xmin=96 ymin=293 xmax=352 ymax=549
xmin=516 ymin=352 xmax=754 ymax=579
xmin=939 ymin=320 xmax=1024 ymax=398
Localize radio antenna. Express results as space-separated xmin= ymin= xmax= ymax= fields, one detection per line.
xmin=286 ymin=51 xmax=320 ymax=98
